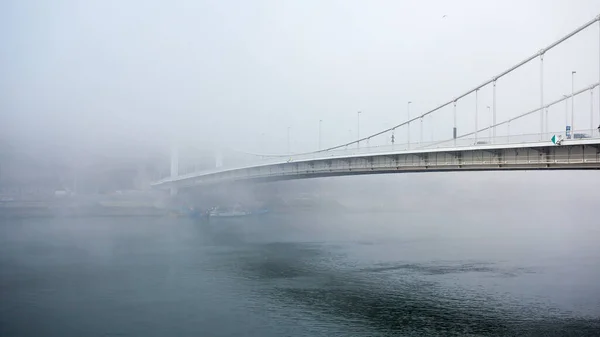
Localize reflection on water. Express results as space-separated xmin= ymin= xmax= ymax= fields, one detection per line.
xmin=214 ymin=235 xmax=600 ymax=336
xmin=1 ymin=206 xmax=600 ymax=336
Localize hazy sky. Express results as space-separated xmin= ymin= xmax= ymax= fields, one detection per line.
xmin=1 ymin=0 xmax=600 ymax=158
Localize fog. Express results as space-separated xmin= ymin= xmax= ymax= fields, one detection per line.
xmin=1 ymin=0 xmax=600 ymax=193
xmin=3 ymin=4 xmax=600 ymax=334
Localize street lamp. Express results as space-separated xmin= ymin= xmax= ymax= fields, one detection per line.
xmin=318 ymin=120 xmax=322 ymax=150
xmin=487 ymin=106 xmax=491 ymax=140
xmin=545 ymin=107 xmax=549 ymax=139
xmin=420 ymin=115 xmax=423 ymax=144
xmin=430 ymin=114 xmax=434 ymax=142
xmin=287 ymin=126 xmax=291 ymax=153
xmin=357 ymin=111 xmax=362 ymax=149
xmin=571 ymin=71 xmax=576 ymax=137
xmin=407 ymin=101 xmax=412 ymax=148
xmin=475 ymin=89 xmax=479 ymax=143
xmin=591 ymin=90 xmax=595 ymax=134
xmin=563 ymin=95 xmax=569 ymax=138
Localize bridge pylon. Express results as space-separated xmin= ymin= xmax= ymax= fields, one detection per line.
xmin=170 ymin=143 xmax=179 ymax=196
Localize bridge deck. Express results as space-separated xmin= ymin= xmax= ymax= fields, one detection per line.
xmin=152 ymin=138 xmax=600 ymax=189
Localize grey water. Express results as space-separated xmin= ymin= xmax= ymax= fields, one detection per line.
xmin=1 ymin=174 xmax=600 ymax=336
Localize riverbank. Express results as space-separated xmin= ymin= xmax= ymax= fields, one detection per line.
xmin=0 ymin=204 xmax=169 ymax=218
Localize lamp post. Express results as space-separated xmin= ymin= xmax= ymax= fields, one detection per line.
xmin=287 ymin=126 xmax=291 ymax=153
xmin=563 ymin=95 xmax=569 ymax=138
xmin=571 ymin=71 xmax=576 ymax=137
xmin=487 ymin=106 xmax=491 ymax=140
xmin=318 ymin=120 xmax=322 ymax=150
xmin=357 ymin=111 xmax=362 ymax=149
xmin=407 ymin=101 xmax=412 ymax=149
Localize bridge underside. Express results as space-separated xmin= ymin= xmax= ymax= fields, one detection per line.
xmin=155 ymin=142 xmax=600 ymax=190
xmin=244 ymin=163 xmax=600 ymax=183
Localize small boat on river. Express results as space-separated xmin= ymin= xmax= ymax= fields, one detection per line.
xmin=208 ymin=206 xmax=269 ymax=218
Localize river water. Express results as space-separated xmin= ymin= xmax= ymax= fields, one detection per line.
xmin=1 ymin=174 xmax=600 ymax=336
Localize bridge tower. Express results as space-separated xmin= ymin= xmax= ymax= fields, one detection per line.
xmin=170 ymin=143 xmax=179 ymax=196
xmin=215 ymin=150 xmax=223 ymax=168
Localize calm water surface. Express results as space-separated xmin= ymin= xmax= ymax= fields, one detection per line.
xmin=1 ymin=190 xmax=600 ymax=336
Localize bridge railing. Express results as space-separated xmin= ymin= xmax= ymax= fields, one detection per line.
xmin=152 ymin=128 xmax=600 ymax=184
xmin=250 ymin=128 xmax=599 ymax=162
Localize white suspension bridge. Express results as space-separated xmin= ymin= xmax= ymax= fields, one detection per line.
xmin=153 ymin=14 xmax=600 ymax=193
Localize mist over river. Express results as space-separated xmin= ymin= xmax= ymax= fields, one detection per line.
xmin=1 ymin=172 xmax=600 ymax=336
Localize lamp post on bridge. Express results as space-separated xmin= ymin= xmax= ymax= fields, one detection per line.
xmin=319 ymin=119 xmax=322 ymax=150
xmin=430 ymin=114 xmax=434 ymax=142
xmin=475 ymin=89 xmax=479 ymax=143
xmin=571 ymin=71 xmax=576 ymax=138
xmin=591 ymin=90 xmax=595 ymax=134
xmin=420 ymin=116 xmax=423 ymax=144
xmin=487 ymin=106 xmax=492 ymax=140
xmin=540 ymin=52 xmax=545 ymax=140
xmin=453 ymin=101 xmax=457 ymax=146
xmin=287 ymin=126 xmax=291 ymax=153
xmin=493 ymin=80 xmax=497 ymax=142
xmin=563 ymin=95 xmax=569 ymax=138
xmin=545 ymin=107 xmax=549 ymax=138
xmin=407 ymin=101 xmax=412 ymax=149
xmin=357 ymin=111 xmax=362 ymax=149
